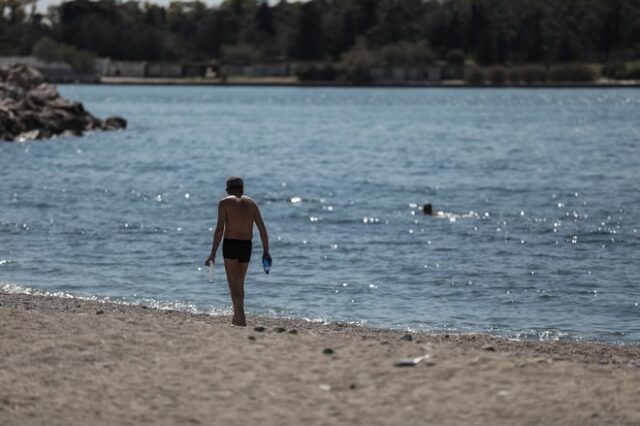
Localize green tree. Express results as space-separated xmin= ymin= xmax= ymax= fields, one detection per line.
xmin=339 ymin=39 xmax=373 ymax=84
xmin=290 ymin=2 xmax=322 ymax=60
xmin=600 ymin=0 xmax=622 ymax=53
xmin=1 ymin=0 xmax=638 ymax=71
xmin=32 ymin=36 xmax=95 ymax=72
xmin=376 ymin=41 xmax=434 ymax=66
xmin=255 ymin=0 xmax=275 ymax=37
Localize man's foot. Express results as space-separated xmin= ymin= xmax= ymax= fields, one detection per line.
xmin=232 ymin=311 xmax=246 ymax=326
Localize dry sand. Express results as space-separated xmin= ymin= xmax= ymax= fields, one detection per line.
xmin=1 ymin=292 xmax=639 ymax=426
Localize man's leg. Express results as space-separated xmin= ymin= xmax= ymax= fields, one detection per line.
xmin=236 ymin=261 xmax=250 ymax=326
xmin=224 ymin=258 xmax=245 ymax=326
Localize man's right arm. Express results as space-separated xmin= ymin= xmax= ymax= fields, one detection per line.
xmin=205 ymin=201 xmax=226 ymax=266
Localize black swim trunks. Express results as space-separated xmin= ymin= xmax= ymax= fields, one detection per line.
xmin=222 ymin=239 xmax=252 ymax=263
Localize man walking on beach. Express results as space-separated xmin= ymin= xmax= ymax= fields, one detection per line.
xmin=205 ymin=177 xmax=271 ymax=326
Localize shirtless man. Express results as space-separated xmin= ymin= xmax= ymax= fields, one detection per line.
xmin=205 ymin=176 xmax=271 ymax=326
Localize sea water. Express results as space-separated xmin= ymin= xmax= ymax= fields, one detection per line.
xmin=1 ymin=86 xmax=639 ymax=342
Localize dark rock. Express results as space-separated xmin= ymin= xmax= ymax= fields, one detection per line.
xmin=288 ymin=329 xmax=298 ymax=335
xmin=0 ymin=65 xmax=126 ymax=142
xmin=248 ymin=336 xmax=256 ymax=340
xmin=15 ymin=129 xmax=48 ymax=142
xmin=482 ymin=345 xmax=497 ymax=352
xmin=38 ymin=109 xmax=67 ymax=133
xmin=30 ymin=83 xmax=59 ymax=101
xmin=104 ymin=116 xmax=127 ymax=130
xmin=59 ymin=111 xmax=89 ymax=132
xmin=90 ymin=117 xmax=103 ymax=128
xmin=6 ymin=65 xmax=44 ymax=90
xmin=394 ymin=359 xmax=417 ymax=367
xmin=322 ymin=348 xmax=335 ymax=355
xmin=274 ymin=327 xmax=286 ymax=333
xmin=24 ymin=93 xmax=47 ymax=109
xmin=253 ymin=326 xmax=266 ymax=332
xmin=18 ymin=110 xmax=44 ymax=130
xmin=399 ymin=334 xmax=413 ymax=341
xmin=96 ymin=310 xmax=104 ymax=315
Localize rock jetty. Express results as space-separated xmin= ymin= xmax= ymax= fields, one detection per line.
xmin=0 ymin=64 xmax=126 ymax=142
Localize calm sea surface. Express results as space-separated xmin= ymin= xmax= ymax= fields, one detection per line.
xmin=1 ymin=86 xmax=639 ymax=342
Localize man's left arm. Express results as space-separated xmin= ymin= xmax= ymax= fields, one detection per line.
xmin=254 ymin=204 xmax=270 ymax=263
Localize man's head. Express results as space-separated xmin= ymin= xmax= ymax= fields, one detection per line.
xmin=423 ymin=203 xmax=433 ymax=215
xmin=226 ymin=176 xmax=244 ymax=196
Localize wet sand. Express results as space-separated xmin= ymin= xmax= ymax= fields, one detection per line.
xmin=1 ymin=292 xmax=639 ymax=425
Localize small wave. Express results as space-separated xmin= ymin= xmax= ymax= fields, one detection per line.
xmin=0 ymin=282 xmax=233 ymax=315
xmin=1 ymin=282 xmax=76 ymax=299
xmin=263 ymin=195 xmax=329 ymax=204
xmin=0 ymin=221 xmax=33 ymax=233
xmin=509 ymin=329 xmax=574 ymax=342
xmin=422 ymin=211 xmax=480 ymax=222
xmin=117 ymin=223 xmax=169 ymax=234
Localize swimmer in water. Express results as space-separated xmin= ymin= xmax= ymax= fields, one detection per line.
xmin=423 ymin=203 xmax=467 ymax=222
xmin=423 ymin=203 xmax=437 ymax=216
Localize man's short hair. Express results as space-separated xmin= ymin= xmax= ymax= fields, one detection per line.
xmin=226 ymin=176 xmax=244 ymax=190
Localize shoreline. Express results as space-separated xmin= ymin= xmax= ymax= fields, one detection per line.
xmin=1 ymin=292 xmax=639 ymax=425
xmin=57 ymin=76 xmax=640 ymax=88
xmin=1 ymin=284 xmax=631 ymax=345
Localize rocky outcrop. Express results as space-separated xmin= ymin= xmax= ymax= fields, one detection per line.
xmin=0 ymin=64 xmax=126 ymax=142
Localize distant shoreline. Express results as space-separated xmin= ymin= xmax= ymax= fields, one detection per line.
xmin=60 ymin=76 xmax=640 ymax=89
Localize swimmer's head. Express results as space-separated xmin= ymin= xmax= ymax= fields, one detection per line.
xmin=423 ymin=203 xmax=433 ymax=215
xmin=226 ymin=176 xmax=244 ymax=196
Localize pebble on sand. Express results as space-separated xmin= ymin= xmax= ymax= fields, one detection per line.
xmin=394 ymin=355 xmax=431 ymax=367
xmin=322 ymin=348 xmax=335 ymax=355
xmin=253 ymin=326 xmax=267 ymax=332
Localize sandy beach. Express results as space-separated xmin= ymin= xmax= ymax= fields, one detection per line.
xmin=1 ymin=292 xmax=639 ymax=426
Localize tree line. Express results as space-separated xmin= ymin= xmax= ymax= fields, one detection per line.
xmin=1 ymin=0 xmax=639 ymax=71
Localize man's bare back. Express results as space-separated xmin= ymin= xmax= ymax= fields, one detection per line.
xmin=219 ymin=195 xmax=258 ymax=240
